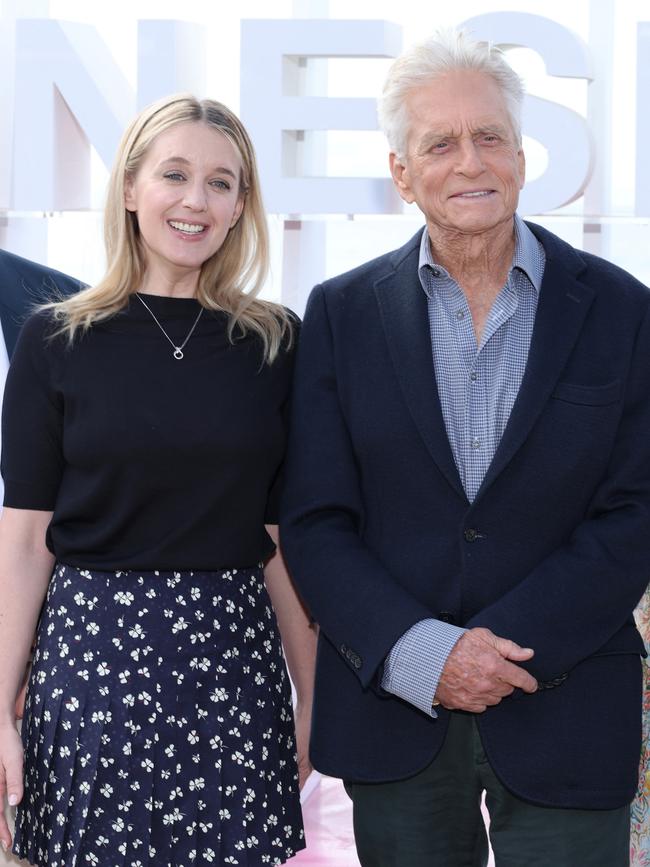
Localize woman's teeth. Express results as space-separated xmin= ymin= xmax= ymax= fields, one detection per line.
xmin=169 ymin=221 xmax=205 ymax=234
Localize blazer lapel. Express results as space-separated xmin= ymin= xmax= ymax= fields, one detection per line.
xmin=476 ymin=252 xmax=595 ymax=500
xmin=374 ymin=240 xmax=466 ymax=499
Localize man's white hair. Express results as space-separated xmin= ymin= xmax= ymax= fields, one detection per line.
xmin=378 ymin=28 xmax=525 ymax=159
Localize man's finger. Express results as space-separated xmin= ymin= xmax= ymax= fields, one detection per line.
xmin=491 ymin=635 xmax=534 ymax=662
xmin=499 ymin=659 xmax=537 ymax=693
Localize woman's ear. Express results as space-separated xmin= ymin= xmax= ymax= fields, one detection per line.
xmin=124 ymin=175 xmax=137 ymax=212
xmin=230 ymin=193 xmax=245 ymax=229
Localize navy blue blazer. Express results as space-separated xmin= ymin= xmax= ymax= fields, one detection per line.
xmin=0 ymin=249 xmax=83 ymax=357
xmin=281 ymin=221 xmax=650 ymax=810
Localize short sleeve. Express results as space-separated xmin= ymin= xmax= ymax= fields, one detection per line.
xmin=264 ymin=440 xmax=286 ymax=524
xmin=264 ymin=316 xmax=300 ymax=525
xmin=1 ymin=311 xmax=64 ymax=509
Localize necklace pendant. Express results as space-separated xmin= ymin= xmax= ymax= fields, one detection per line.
xmin=135 ymin=293 xmax=203 ymax=360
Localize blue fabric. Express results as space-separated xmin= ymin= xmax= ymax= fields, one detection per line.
xmin=381 ymin=617 xmax=465 ymax=716
xmin=381 ymin=217 xmax=545 ymax=715
xmin=14 ymin=563 xmax=305 ymax=866
xmin=281 ymin=220 xmax=650 ymax=807
xmin=0 ymin=249 xmax=83 ymax=357
xmin=419 ymin=214 xmax=544 ymax=502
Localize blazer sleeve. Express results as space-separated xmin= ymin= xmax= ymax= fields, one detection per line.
xmin=467 ymin=298 xmax=650 ymax=680
xmin=280 ymin=284 xmax=434 ymax=690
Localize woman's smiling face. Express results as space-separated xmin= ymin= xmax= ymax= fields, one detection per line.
xmin=124 ymin=120 xmax=244 ymax=292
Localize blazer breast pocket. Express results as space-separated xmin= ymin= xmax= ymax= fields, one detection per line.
xmin=551 ymin=379 xmax=621 ymax=406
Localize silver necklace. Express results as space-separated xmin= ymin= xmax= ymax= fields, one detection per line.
xmin=135 ymin=293 xmax=204 ymax=360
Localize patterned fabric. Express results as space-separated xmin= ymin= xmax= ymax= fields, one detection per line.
xmin=419 ymin=213 xmax=545 ymax=502
xmin=13 ymin=563 xmax=305 ymax=867
xmin=380 ymin=216 xmax=546 ymax=715
xmin=632 ymin=588 xmax=650 ymax=866
xmin=381 ymin=617 xmax=464 ymax=717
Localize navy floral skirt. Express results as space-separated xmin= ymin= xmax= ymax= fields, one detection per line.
xmin=13 ymin=563 xmax=305 ymax=867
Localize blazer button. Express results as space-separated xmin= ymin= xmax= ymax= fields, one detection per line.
xmin=438 ymin=611 xmax=456 ymax=624
xmin=464 ymin=528 xmax=479 ymax=543
xmin=353 ymin=657 xmax=362 ymax=670
xmin=340 ymin=643 xmax=348 ymax=654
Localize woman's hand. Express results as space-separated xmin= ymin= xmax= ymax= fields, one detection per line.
xmin=263 ymin=527 xmax=317 ymax=792
xmin=14 ymin=665 xmax=29 ymax=721
xmin=0 ymin=721 xmax=24 ymax=852
xmin=294 ymin=700 xmax=313 ymax=790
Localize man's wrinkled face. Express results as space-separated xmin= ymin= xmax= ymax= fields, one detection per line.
xmin=390 ymin=70 xmax=525 ymax=239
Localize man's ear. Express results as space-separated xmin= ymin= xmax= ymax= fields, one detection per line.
xmin=389 ymin=153 xmax=415 ymax=204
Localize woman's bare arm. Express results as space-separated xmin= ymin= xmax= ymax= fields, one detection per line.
xmin=0 ymin=507 xmax=54 ymax=850
xmin=264 ymin=525 xmax=317 ymax=789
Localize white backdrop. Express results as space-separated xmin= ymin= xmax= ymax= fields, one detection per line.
xmin=1 ymin=0 xmax=649 ymax=314
xmin=1 ymin=3 xmax=649 ymax=863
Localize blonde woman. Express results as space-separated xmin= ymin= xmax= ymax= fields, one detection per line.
xmin=0 ymin=94 xmax=314 ymax=866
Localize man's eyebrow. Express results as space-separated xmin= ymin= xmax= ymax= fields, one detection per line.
xmin=469 ymin=122 xmax=510 ymax=136
xmin=158 ymin=156 xmax=238 ymax=179
xmin=416 ymin=122 xmax=511 ymax=154
xmin=416 ymin=129 xmax=456 ymax=153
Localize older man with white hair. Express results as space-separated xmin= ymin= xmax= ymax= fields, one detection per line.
xmin=281 ymin=29 xmax=650 ymax=867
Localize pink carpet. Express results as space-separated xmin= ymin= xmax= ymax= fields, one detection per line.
xmin=290 ymin=775 xmax=360 ymax=866
xmin=290 ymin=774 xmax=495 ymax=866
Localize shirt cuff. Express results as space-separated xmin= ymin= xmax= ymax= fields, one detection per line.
xmin=381 ymin=618 xmax=466 ymax=717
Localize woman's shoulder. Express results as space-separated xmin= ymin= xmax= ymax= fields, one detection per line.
xmin=233 ymin=299 xmax=300 ymax=366
xmin=16 ymin=307 xmax=62 ymax=349
xmin=274 ymin=305 xmax=300 ymax=363
xmin=11 ymin=307 xmax=80 ymax=381
xmin=253 ymin=299 xmax=301 ymax=327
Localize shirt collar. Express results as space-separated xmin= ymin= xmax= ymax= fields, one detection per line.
xmin=418 ymin=214 xmax=544 ymax=296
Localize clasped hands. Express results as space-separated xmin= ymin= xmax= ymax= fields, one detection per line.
xmin=435 ymin=626 xmax=537 ymax=713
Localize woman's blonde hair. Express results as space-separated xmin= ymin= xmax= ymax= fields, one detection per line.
xmin=47 ymin=93 xmax=291 ymax=363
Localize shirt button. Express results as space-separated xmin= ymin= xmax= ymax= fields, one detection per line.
xmin=432 ymin=268 xmax=441 ymax=278
xmin=471 ymin=437 xmax=481 ymax=449
xmin=456 ymin=310 xmax=465 ymax=321
xmin=469 ymin=372 xmax=477 ymax=382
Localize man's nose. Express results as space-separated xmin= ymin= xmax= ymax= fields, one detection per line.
xmin=454 ymin=140 xmax=485 ymax=176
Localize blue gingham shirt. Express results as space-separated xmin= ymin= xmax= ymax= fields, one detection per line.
xmin=381 ymin=215 xmax=546 ymax=716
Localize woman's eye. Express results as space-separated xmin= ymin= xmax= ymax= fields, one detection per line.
xmin=210 ymin=179 xmax=231 ymax=191
xmin=164 ymin=172 xmax=185 ymax=182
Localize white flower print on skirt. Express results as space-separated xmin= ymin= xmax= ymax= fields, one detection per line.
xmin=13 ymin=564 xmax=305 ymax=867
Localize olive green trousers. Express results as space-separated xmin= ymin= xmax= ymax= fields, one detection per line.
xmin=344 ymin=712 xmax=630 ymax=867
